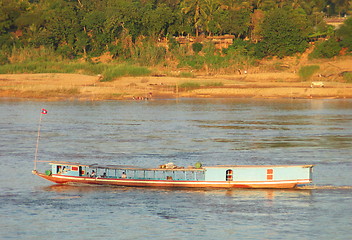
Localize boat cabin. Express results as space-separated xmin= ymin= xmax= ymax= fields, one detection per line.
xmin=48 ymin=162 xmax=206 ymax=181
xmin=50 ymin=162 xmax=87 ymax=177
xmin=48 ymin=162 xmax=313 ymax=183
xmin=204 ymin=165 xmax=313 ymax=182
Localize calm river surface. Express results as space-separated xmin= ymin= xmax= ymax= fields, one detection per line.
xmin=0 ymin=99 xmax=351 ymax=240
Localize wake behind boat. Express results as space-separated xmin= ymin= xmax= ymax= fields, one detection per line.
xmin=32 ymin=161 xmax=313 ymax=189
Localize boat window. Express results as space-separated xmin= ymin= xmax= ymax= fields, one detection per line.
xmin=267 ymin=169 xmax=273 ymax=180
xmin=56 ymin=165 xmax=69 ymax=174
xmin=226 ymin=169 xmax=233 ymax=181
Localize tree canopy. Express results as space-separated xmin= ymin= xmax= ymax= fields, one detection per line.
xmin=260 ymin=8 xmax=310 ymax=57
xmin=0 ymin=0 xmax=351 ymax=60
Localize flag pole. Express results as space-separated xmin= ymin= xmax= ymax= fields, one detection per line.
xmin=34 ymin=109 xmax=47 ymax=170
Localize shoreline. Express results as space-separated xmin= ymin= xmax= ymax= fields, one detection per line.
xmin=1 ymin=54 xmax=351 ymax=101
xmin=1 ymin=72 xmax=352 ymax=101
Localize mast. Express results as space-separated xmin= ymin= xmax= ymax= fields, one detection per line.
xmin=34 ymin=109 xmax=47 ymax=170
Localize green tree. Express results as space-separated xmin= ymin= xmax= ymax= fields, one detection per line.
xmin=140 ymin=3 xmax=176 ymax=37
xmin=260 ymin=8 xmax=309 ymax=57
xmin=181 ymin=0 xmax=203 ymax=36
xmin=330 ymin=0 xmax=350 ymax=16
xmin=217 ymin=7 xmax=251 ymax=38
xmin=167 ymin=8 xmax=193 ymax=36
xmin=201 ymin=0 xmax=221 ymax=36
xmin=38 ymin=0 xmax=81 ymax=55
xmin=81 ymin=10 xmax=109 ymax=56
xmin=106 ymin=0 xmax=143 ymax=39
xmin=0 ymin=0 xmax=29 ymax=51
xmin=336 ymin=17 xmax=352 ymax=51
xmin=0 ymin=0 xmax=28 ymax=34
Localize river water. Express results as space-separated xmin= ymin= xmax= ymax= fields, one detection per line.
xmin=0 ymin=99 xmax=351 ymax=240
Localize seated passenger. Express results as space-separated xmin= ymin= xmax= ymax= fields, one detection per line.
xmin=121 ymin=172 xmax=127 ymax=179
xmin=101 ymin=172 xmax=107 ymax=178
xmin=90 ymin=170 xmax=96 ymax=177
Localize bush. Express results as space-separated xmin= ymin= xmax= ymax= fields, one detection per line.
xmin=309 ymin=38 xmax=342 ymax=59
xmin=342 ymin=72 xmax=352 ymax=83
xmin=298 ymin=65 xmax=320 ymax=81
xmin=0 ymin=53 xmax=9 ymax=65
xmin=179 ymin=72 xmax=195 ymax=78
xmin=204 ymin=54 xmax=228 ymax=70
xmin=134 ymin=40 xmax=167 ymax=66
xmin=177 ymin=55 xmax=204 ymax=69
xmin=179 ymin=81 xmax=200 ymax=90
xmin=10 ymin=47 xmax=62 ymax=63
xmin=102 ymin=64 xmax=151 ymax=82
xmin=225 ymin=39 xmax=254 ymax=56
xmin=57 ymin=45 xmax=76 ymax=59
xmin=0 ymin=60 xmax=150 ymax=81
xmin=253 ymin=42 xmax=266 ymax=59
xmin=192 ymin=43 xmax=203 ymax=54
xmin=205 ymin=82 xmax=223 ymax=87
xmin=0 ymin=61 xmax=106 ymax=74
xmin=168 ymin=37 xmax=180 ymax=51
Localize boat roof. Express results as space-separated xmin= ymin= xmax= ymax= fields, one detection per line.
xmin=49 ymin=161 xmax=313 ymax=171
xmin=205 ymin=165 xmax=314 ymax=168
xmin=49 ymin=161 xmax=205 ymax=171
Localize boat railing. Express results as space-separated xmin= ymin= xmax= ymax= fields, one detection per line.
xmin=90 ymin=169 xmax=206 ymax=181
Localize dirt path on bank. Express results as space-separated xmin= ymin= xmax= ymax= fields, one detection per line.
xmin=0 ymin=56 xmax=351 ymax=101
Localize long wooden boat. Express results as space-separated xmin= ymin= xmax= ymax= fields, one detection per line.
xmin=32 ymin=161 xmax=313 ymax=189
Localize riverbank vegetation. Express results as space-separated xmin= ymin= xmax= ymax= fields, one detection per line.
xmin=0 ymin=0 xmax=352 ymax=80
xmin=0 ymin=58 xmax=151 ymax=81
xmin=298 ymin=65 xmax=320 ymax=81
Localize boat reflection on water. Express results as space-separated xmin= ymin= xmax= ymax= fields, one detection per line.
xmin=225 ymin=188 xmax=312 ymax=200
xmin=41 ymin=184 xmax=312 ymax=200
xmin=41 ymin=184 xmax=133 ymax=194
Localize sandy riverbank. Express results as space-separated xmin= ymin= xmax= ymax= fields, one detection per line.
xmin=1 ymin=56 xmax=351 ymax=101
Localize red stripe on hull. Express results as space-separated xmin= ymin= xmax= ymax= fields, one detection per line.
xmin=33 ymin=171 xmax=310 ymax=189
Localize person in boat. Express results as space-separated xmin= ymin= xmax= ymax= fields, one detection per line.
xmin=121 ymin=172 xmax=127 ymax=179
xmin=90 ymin=170 xmax=96 ymax=178
xmin=101 ymin=172 xmax=107 ymax=178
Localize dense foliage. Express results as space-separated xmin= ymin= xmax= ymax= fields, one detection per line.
xmin=260 ymin=8 xmax=310 ymax=57
xmin=336 ymin=17 xmax=352 ymax=51
xmin=309 ymin=38 xmax=342 ymax=58
xmin=0 ymin=0 xmax=351 ymax=69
